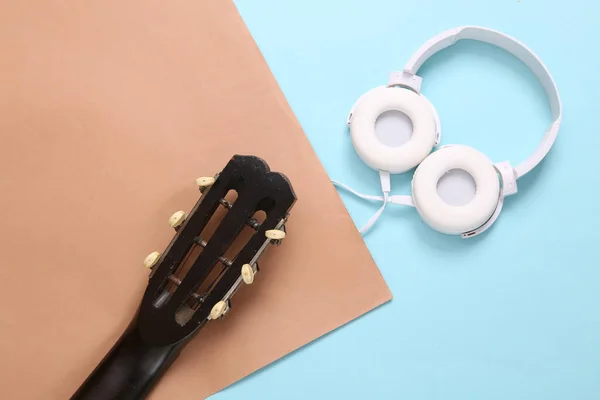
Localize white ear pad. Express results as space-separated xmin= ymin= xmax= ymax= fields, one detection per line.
xmin=411 ymin=145 xmax=500 ymax=234
xmin=349 ymin=86 xmax=437 ymax=173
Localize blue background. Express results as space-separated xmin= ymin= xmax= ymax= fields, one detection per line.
xmin=213 ymin=1 xmax=600 ymax=399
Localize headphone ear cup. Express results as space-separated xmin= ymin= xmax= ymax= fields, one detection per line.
xmin=349 ymin=86 xmax=437 ymax=174
xmin=411 ymin=145 xmax=500 ymax=235
xmin=419 ymin=94 xmax=442 ymax=146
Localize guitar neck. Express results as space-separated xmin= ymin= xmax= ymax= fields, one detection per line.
xmin=71 ymin=314 xmax=186 ymax=400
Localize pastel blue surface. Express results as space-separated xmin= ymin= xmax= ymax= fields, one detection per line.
xmin=213 ymin=1 xmax=600 ymax=399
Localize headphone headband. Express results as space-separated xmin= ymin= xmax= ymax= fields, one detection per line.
xmin=402 ymin=26 xmax=562 ymax=178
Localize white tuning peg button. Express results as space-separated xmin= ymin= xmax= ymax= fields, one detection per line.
xmin=195 ymin=176 xmax=215 ymax=187
xmin=241 ymin=263 xmax=255 ymax=284
xmin=265 ymin=229 xmax=286 ymax=240
xmin=168 ymin=210 xmax=187 ymax=228
xmin=209 ymin=300 xmax=228 ymax=320
xmin=143 ymin=251 xmax=160 ymax=269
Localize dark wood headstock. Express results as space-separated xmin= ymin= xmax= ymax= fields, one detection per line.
xmin=140 ymin=155 xmax=296 ymax=345
xmin=71 ymin=155 xmax=296 ymax=400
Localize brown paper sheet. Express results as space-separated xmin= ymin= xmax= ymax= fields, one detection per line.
xmin=0 ymin=1 xmax=392 ymax=398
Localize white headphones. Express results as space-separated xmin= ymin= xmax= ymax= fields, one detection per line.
xmin=334 ymin=26 xmax=562 ymax=237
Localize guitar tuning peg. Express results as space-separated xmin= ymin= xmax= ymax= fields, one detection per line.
xmin=209 ymin=300 xmax=230 ymax=320
xmin=143 ymin=251 xmax=161 ymax=269
xmin=241 ymin=263 xmax=255 ymax=284
xmin=265 ymin=229 xmax=286 ymax=240
xmin=265 ymin=229 xmax=286 ymax=247
xmin=195 ymin=176 xmax=215 ymax=188
xmin=168 ymin=210 xmax=187 ymax=229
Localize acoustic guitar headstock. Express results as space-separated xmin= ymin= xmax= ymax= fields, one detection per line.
xmin=138 ymin=155 xmax=296 ymax=346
